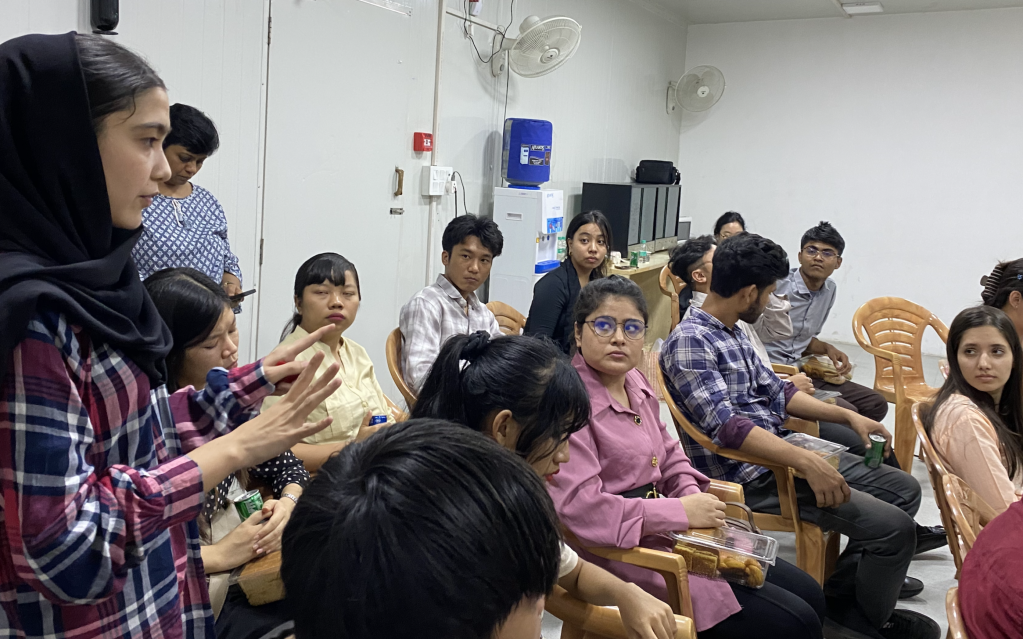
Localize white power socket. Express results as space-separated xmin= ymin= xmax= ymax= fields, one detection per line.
xmin=421 ymin=166 xmax=454 ymax=196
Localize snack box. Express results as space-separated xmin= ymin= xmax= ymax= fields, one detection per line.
xmin=797 ymin=355 xmax=855 ymax=385
xmin=784 ymin=432 xmax=848 ymax=472
xmin=669 ymin=526 xmax=778 ymax=589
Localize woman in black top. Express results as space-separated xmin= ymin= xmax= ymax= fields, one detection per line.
xmin=525 ymin=211 xmax=612 ymax=353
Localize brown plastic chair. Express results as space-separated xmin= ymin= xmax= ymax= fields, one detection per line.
xmin=656 ymin=367 xmax=840 ymax=585
xmin=658 ymin=265 xmax=686 ymax=332
xmin=852 ymin=297 xmax=949 ymax=470
xmin=385 ymin=328 xmax=417 ymax=407
xmin=548 ymin=585 xmax=695 ymax=639
xmin=945 ymin=587 xmax=969 ymax=639
xmin=486 ymin=301 xmax=527 ymax=335
xmin=912 ymin=403 xmax=965 ymax=573
xmin=942 ymin=473 xmax=997 ymax=561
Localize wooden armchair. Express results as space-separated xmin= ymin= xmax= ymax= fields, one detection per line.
xmin=547 ymin=585 xmax=695 ymax=639
xmin=656 ymin=367 xmax=840 ymax=585
xmin=561 ymin=479 xmax=745 ymax=636
xmin=486 ymin=301 xmax=527 ymax=335
xmin=852 ymin=297 xmax=949 ymax=470
xmin=658 ymin=265 xmax=686 ymax=332
xmin=385 ymin=328 xmax=417 ymax=408
xmin=945 ymin=587 xmax=969 ymax=639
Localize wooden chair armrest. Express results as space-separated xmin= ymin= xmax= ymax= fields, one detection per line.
xmin=707 ymin=479 xmax=744 ymax=504
xmin=772 ymin=363 xmax=800 ymax=376
xmin=546 ymin=586 xmax=695 ymax=639
xmin=783 ymin=417 xmax=819 ymax=438
xmin=237 ymin=550 xmax=284 ymax=606
xmin=585 ymin=544 xmax=684 ymax=575
xmin=385 ymin=395 xmax=406 ymax=422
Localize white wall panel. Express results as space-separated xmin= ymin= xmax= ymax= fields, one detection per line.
xmin=680 ymin=8 xmax=1023 ymax=354
xmin=258 ymin=0 xmax=688 ymax=400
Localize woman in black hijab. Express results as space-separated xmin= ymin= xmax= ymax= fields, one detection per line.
xmin=0 ymin=33 xmax=340 ymax=639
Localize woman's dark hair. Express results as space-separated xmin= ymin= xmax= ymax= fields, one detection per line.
xmin=713 ymin=211 xmax=746 ymax=237
xmin=412 ymin=333 xmax=589 ymax=463
xmin=710 ymin=233 xmax=789 ymax=298
xmin=441 ymin=214 xmax=504 ymax=257
xmin=75 ymin=34 xmax=166 ymax=133
xmin=281 ymin=419 xmax=561 ymax=639
xmin=282 ymin=253 xmax=361 ymax=340
xmin=981 ymin=259 xmax=1023 ymax=310
xmin=144 ymin=268 xmax=231 ymax=392
xmin=924 ymin=306 xmax=1023 ymax=481
xmin=164 ymin=103 xmax=220 ymax=155
xmin=669 ymin=235 xmax=716 ymax=310
xmin=800 ymin=221 xmax=845 ymax=255
xmin=574 ymin=275 xmax=649 ymax=328
xmin=566 ymin=210 xmax=613 ymax=277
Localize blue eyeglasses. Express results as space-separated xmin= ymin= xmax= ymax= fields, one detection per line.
xmin=585 ymin=316 xmax=647 ymax=340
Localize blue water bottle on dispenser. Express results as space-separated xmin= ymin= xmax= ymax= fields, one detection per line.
xmin=502 ymin=118 xmax=553 ymax=189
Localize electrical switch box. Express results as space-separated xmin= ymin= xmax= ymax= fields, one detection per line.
xmin=421 ymin=166 xmax=453 ymax=196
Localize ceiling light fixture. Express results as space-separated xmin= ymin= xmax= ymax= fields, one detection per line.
xmin=841 ymin=2 xmax=884 ymax=14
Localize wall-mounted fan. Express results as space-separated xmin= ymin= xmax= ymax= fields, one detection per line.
xmin=667 ymin=65 xmax=725 ymax=115
xmin=491 ymin=15 xmax=582 ymax=78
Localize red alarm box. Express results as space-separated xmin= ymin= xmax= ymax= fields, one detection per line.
xmin=413 ymin=132 xmax=433 ymax=152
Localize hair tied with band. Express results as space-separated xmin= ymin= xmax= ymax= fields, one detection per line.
xmin=460 ymin=331 xmax=492 ymax=364
xmin=981 ymin=264 xmax=1006 ymax=304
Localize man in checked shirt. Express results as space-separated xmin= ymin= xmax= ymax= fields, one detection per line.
xmin=660 ymin=233 xmax=940 ymax=639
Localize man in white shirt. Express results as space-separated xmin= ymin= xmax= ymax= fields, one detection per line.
xmin=400 ymin=214 xmax=505 ymax=392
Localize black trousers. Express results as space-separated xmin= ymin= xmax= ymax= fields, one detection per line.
xmin=742 ymin=453 xmax=921 ymax=630
xmin=699 ymin=558 xmax=825 ymax=639
xmin=215 ymin=585 xmax=293 ymax=639
xmin=813 ymin=378 xmax=888 ymax=423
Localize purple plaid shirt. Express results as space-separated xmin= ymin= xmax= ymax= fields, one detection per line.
xmin=0 ymin=311 xmax=273 ymax=639
xmin=660 ymin=308 xmax=797 ymax=485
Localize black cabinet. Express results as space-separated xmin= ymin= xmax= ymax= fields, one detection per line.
xmin=581 ymin=183 xmax=685 ymax=257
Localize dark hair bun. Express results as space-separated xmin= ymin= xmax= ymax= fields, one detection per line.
xmin=460 ymin=331 xmax=492 ymax=363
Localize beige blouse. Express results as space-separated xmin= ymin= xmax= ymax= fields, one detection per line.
xmin=261 ymin=326 xmax=393 ymax=445
xmin=930 ymin=393 xmax=1023 ymax=515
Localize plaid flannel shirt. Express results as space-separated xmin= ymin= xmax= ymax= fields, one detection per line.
xmin=0 ymin=311 xmax=273 ymax=639
xmin=660 ymin=308 xmax=796 ymax=485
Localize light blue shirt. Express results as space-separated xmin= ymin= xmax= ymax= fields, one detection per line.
xmin=765 ymin=267 xmax=837 ymax=365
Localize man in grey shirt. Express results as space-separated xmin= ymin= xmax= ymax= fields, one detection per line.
xmin=766 ymin=222 xmax=890 ymax=430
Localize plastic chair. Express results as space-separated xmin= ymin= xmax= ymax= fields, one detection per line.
xmin=852 ymin=297 xmax=949 ymax=470
xmin=658 ymin=265 xmax=686 ymax=332
xmin=912 ymin=403 xmax=965 ymax=573
xmin=486 ymin=301 xmax=527 ymax=335
xmin=385 ymin=328 xmax=417 ymax=407
xmin=656 ymin=367 xmax=840 ymax=585
xmin=942 ymin=473 xmax=997 ymax=561
xmin=548 ymin=585 xmax=695 ymax=639
xmin=945 ymin=587 xmax=969 ymax=639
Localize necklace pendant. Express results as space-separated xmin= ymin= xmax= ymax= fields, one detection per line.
xmin=651 ymin=456 xmax=658 ymax=467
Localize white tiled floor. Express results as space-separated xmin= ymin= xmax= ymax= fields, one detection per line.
xmin=543 ymin=341 xmax=954 ymax=638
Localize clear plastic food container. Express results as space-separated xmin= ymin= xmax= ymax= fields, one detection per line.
xmin=668 ymin=525 xmax=778 ymax=589
xmin=784 ymin=432 xmax=848 ymax=471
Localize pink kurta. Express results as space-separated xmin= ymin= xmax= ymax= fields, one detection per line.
xmin=549 ymin=355 xmax=741 ymax=631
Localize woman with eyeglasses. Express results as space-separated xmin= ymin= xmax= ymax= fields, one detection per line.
xmin=548 ymin=276 xmax=826 ymax=638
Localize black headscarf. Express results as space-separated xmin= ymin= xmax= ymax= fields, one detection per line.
xmin=0 ymin=33 xmax=171 ymax=386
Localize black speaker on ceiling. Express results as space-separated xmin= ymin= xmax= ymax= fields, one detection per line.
xmin=91 ymin=0 xmax=119 ymax=34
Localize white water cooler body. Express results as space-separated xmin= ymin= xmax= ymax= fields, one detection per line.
xmin=489 ymin=187 xmax=564 ymax=315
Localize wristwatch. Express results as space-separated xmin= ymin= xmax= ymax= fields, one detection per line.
xmin=281 ymin=492 xmax=300 ymax=506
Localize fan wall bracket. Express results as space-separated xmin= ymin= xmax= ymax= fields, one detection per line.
xmin=666 ymin=81 xmax=679 ymax=115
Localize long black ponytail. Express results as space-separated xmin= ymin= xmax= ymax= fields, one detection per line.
xmin=411 ymin=332 xmax=590 ymax=462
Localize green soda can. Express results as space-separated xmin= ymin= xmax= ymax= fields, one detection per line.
xmin=864 ymin=434 xmax=886 ymax=469
xmin=233 ymin=489 xmax=264 ymax=521
xmin=629 ymin=251 xmax=639 ymax=267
